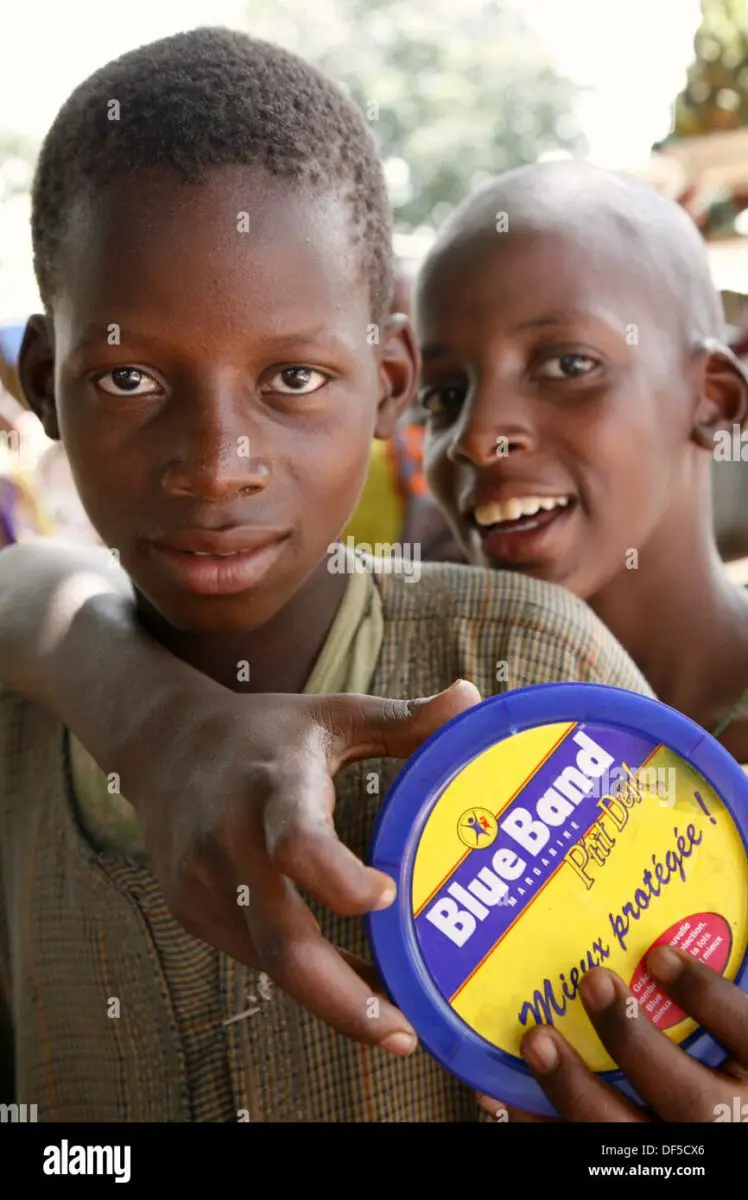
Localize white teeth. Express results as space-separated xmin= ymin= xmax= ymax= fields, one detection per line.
xmin=474 ymin=496 xmax=569 ymax=527
xmin=190 ymin=550 xmax=242 ymax=557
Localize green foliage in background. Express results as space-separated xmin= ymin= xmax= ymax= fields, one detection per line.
xmin=673 ymin=0 xmax=748 ymax=136
xmin=0 ymin=2 xmax=583 ymax=236
xmin=244 ymin=0 xmax=583 ymax=231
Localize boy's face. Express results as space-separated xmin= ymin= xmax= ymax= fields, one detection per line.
xmin=415 ymin=226 xmax=705 ymax=597
xmin=21 ymin=167 xmax=415 ymax=631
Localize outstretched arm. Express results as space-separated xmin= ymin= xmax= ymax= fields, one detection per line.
xmin=0 ymin=538 xmax=479 ymax=1054
xmin=0 ymin=539 xmax=217 ymax=768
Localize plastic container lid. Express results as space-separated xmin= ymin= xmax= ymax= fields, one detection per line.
xmin=366 ymin=683 xmax=748 ymax=1116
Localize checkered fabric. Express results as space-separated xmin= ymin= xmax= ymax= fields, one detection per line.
xmin=0 ymin=562 xmax=653 ymax=1121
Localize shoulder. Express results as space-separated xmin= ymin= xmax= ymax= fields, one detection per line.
xmin=374 ymin=561 xmax=654 ymax=696
xmin=377 ymin=559 xmax=599 ymax=628
xmin=0 ymin=683 xmax=65 ymax=795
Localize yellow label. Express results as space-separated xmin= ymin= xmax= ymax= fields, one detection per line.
xmin=412 ymin=722 xmax=748 ymax=1071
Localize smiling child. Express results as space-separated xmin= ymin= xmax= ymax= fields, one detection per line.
xmin=415 ymin=161 xmax=748 ymax=764
xmin=410 ymin=164 xmax=748 ymax=1121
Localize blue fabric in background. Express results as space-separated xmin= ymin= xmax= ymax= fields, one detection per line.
xmin=0 ymin=323 xmax=26 ymax=368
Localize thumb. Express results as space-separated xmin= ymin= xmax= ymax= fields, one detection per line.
xmin=330 ymin=679 xmax=481 ymax=766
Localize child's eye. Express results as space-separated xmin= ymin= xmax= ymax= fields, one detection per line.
xmin=94 ymin=367 xmax=161 ymax=396
xmin=265 ymin=367 xmax=328 ymax=395
xmin=536 ymin=354 xmax=598 ymax=380
xmin=420 ymin=385 xmax=466 ymax=417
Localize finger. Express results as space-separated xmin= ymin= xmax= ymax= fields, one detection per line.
xmin=270 ymin=682 xmax=483 ymax=914
xmin=183 ymin=846 xmax=395 ymax=1027
xmin=477 ymin=1094 xmax=555 ymax=1123
xmin=325 ymin=679 xmax=482 ymax=766
xmin=337 ymin=948 xmax=383 ymax=993
xmin=578 ymin=966 xmax=721 ymax=1121
xmin=517 ymin=1024 xmax=647 ymax=1122
xmin=201 ymin=896 xmax=416 ymax=1054
xmin=647 ymin=946 xmax=748 ymax=1066
xmin=246 ymin=873 xmax=418 ymax=1053
xmin=262 ymin=760 xmax=397 ymax=915
xmin=723 ymin=1060 xmax=748 ymax=1086
xmin=238 ymin=835 xmax=417 ymax=1053
xmin=278 ymin=936 xmax=417 ymax=1054
xmin=168 ymin=862 xmax=264 ymax=971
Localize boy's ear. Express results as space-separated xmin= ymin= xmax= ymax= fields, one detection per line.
xmin=691 ymin=338 xmax=748 ymax=451
xmin=18 ymin=314 xmax=60 ymax=440
xmin=374 ymin=312 xmax=421 ymax=439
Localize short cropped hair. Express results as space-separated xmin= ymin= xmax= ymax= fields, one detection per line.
xmin=31 ymin=26 xmax=393 ymax=320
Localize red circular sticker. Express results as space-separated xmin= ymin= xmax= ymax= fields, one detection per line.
xmin=629 ymin=913 xmax=732 ymax=1031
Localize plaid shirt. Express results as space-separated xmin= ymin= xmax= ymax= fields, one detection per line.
xmin=0 ymin=562 xmax=653 ymax=1121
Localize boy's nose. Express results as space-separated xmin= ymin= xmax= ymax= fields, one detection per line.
xmin=447 ymin=377 xmax=535 ymax=466
xmin=159 ymin=386 xmax=270 ymax=501
xmin=450 ymin=424 xmax=532 ymax=465
xmin=161 ymin=451 xmax=270 ymax=501
xmin=449 ymin=406 xmax=534 ymax=466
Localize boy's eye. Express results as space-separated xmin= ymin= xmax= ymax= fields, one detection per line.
xmin=95 ymin=367 xmax=161 ymax=396
xmin=265 ymin=366 xmax=328 ymax=395
xmin=537 ymin=354 xmax=598 ymax=380
xmin=420 ymin=385 xmax=466 ymax=417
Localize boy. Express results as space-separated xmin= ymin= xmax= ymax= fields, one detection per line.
xmin=416 ymin=160 xmax=748 ymax=763
xmin=412 ymin=160 xmax=748 ymax=1120
xmin=0 ymin=30 xmax=654 ymax=1122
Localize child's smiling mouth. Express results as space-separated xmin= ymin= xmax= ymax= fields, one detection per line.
xmin=474 ymin=494 xmax=571 ymax=529
xmin=468 ymin=494 xmax=577 ymax=563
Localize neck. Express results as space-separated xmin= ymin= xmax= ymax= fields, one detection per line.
xmin=135 ymin=560 xmax=348 ymax=693
xmin=588 ymin=498 xmax=748 ymax=728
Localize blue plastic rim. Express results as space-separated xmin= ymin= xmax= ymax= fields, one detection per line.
xmin=366 ymin=682 xmax=748 ymax=1117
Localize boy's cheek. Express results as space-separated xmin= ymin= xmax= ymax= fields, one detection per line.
xmin=63 ymin=413 xmax=375 ymax=551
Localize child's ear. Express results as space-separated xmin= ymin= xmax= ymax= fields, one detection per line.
xmin=18 ymin=314 xmax=60 ymax=440
xmin=374 ymin=312 xmax=421 ymax=439
xmin=692 ymin=338 xmax=748 ymax=451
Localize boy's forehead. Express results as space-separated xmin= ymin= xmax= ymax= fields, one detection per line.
xmin=425 ymin=182 xmax=660 ymax=284
xmin=56 ymin=166 xmax=368 ymax=333
xmin=68 ymin=166 xmax=351 ymax=266
xmin=418 ymin=220 xmax=657 ymax=324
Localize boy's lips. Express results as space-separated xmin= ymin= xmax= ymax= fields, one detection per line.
xmin=148 ymin=527 xmax=290 ymax=595
xmin=466 ymin=493 xmax=577 ymax=564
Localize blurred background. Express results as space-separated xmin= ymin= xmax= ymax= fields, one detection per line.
xmin=3 ymin=0 xmax=748 ymax=561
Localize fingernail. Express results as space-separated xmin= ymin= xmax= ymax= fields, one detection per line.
xmin=451 ymin=679 xmax=481 ymax=700
xmin=382 ymin=1031 xmax=418 ymax=1056
xmin=581 ymin=967 xmax=617 ymax=1012
xmin=648 ymin=946 xmax=684 ymax=983
xmin=373 ymin=881 xmax=397 ymax=910
xmin=523 ymin=1029 xmax=558 ymax=1074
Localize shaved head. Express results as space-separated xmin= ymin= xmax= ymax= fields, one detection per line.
xmin=419 ymin=161 xmax=725 ymax=347
xmin=413 ymin=158 xmax=748 ymax=604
